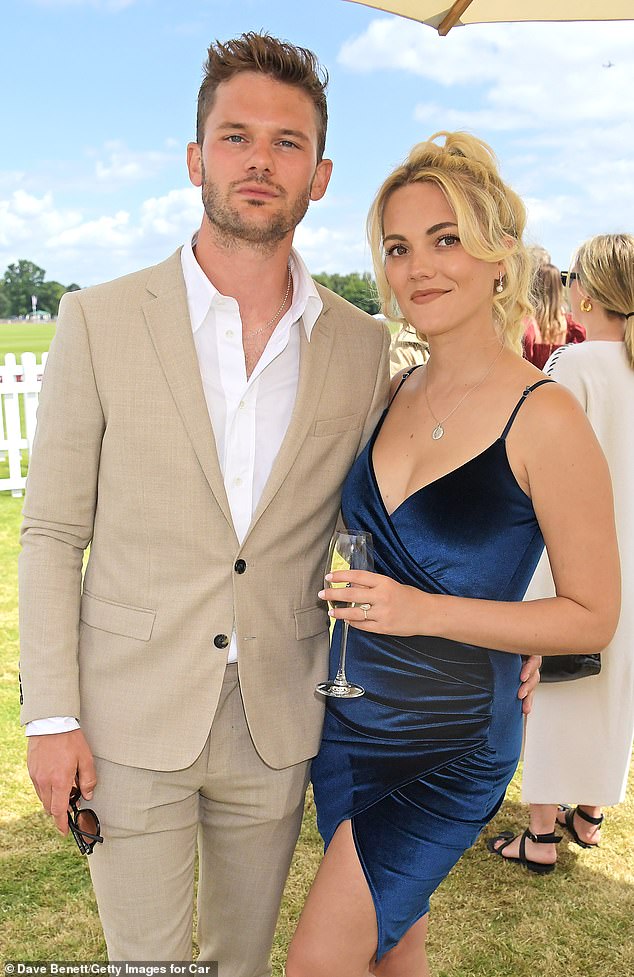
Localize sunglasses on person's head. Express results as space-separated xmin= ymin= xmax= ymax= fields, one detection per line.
xmin=67 ymin=784 xmax=103 ymax=855
xmin=560 ymin=271 xmax=579 ymax=287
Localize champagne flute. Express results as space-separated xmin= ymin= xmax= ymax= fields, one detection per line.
xmin=316 ymin=530 xmax=374 ymax=698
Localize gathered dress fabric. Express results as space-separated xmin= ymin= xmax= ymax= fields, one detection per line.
xmin=522 ymin=342 xmax=634 ymax=806
xmin=311 ymin=373 xmax=552 ymax=960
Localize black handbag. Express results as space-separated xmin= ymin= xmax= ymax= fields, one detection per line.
xmin=540 ymin=653 xmax=601 ymax=683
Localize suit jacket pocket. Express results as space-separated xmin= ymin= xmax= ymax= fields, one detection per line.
xmin=294 ymin=604 xmax=329 ymax=640
xmin=80 ymin=591 xmax=156 ymax=641
xmin=313 ymin=412 xmax=362 ymax=438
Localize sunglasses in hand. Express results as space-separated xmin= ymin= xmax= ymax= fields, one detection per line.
xmin=67 ymin=784 xmax=104 ymax=855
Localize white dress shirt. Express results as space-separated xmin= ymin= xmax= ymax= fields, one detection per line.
xmin=182 ymin=236 xmax=323 ymax=662
xmin=27 ymin=238 xmax=323 ymax=733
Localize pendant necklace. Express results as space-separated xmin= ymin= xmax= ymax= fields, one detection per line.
xmin=424 ymin=343 xmax=504 ymax=441
xmin=243 ymin=266 xmax=292 ymax=344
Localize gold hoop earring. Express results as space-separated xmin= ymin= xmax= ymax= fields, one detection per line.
xmin=580 ymin=298 xmax=593 ymax=313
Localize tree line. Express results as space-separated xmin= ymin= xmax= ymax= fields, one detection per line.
xmin=313 ymin=271 xmax=381 ymax=315
xmin=0 ymin=262 xmax=381 ymax=320
xmin=0 ymin=260 xmax=80 ymax=319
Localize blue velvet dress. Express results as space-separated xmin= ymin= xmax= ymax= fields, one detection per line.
xmin=311 ymin=375 xmax=552 ymax=960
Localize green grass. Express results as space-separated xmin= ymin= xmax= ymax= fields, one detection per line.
xmin=2 ymin=499 xmax=634 ymax=973
xmin=0 ymin=323 xmax=53 ymax=486
xmin=0 ymin=319 xmax=398 ymax=355
xmin=0 ymin=321 xmax=56 ymax=360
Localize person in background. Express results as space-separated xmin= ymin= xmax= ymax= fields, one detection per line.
xmin=527 ymin=244 xmax=551 ymax=267
xmin=286 ymin=133 xmax=619 ymax=977
xmin=389 ymin=321 xmax=429 ymax=376
xmin=491 ymin=233 xmax=634 ymax=873
xmin=522 ymin=262 xmax=585 ymax=370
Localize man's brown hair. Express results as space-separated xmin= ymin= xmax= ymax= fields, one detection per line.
xmin=196 ymin=32 xmax=329 ymax=161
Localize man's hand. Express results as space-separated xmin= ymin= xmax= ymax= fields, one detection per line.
xmin=27 ymin=729 xmax=97 ymax=834
xmin=518 ymin=655 xmax=542 ymax=716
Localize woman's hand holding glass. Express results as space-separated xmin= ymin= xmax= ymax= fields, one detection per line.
xmin=319 ymin=570 xmax=429 ymax=637
xmin=320 ymin=571 xmax=544 ymax=713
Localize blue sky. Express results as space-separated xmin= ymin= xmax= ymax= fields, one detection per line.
xmin=2 ymin=0 xmax=633 ymax=287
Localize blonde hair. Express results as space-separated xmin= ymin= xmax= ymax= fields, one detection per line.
xmin=574 ymin=233 xmax=634 ymax=369
xmin=367 ymin=131 xmax=532 ymax=351
xmin=534 ymin=263 xmax=567 ymax=345
xmin=527 ymin=244 xmax=551 ymax=269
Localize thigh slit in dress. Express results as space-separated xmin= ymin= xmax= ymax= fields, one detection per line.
xmin=311 ymin=374 xmax=552 ymax=959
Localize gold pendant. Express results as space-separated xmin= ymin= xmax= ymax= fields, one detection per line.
xmin=432 ymin=424 xmax=444 ymax=440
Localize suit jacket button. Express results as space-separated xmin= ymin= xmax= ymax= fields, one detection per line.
xmin=234 ymin=559 xmax=247 ymax=574
xmin=214 ymin=634 xmax=229 ymax=649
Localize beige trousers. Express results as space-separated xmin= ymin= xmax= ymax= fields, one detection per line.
xmin=88 ymin=664 xmax=310 ymax=976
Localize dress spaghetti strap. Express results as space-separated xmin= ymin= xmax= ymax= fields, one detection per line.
xmin=501 ymin=378 xmax=554 ymax=440
xmin=388 ymin=364 xmax=424 ymax=407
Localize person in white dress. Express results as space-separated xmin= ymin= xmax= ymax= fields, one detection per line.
xmin=488 ymin=233 xmax=634 ymax=873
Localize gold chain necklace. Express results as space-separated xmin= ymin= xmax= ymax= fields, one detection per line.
xmin=243 ymin=266 xmax=292 ymax=344
xmin=424 ymin=343 xmax=504 ymax=441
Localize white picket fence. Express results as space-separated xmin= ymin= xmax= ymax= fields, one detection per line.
xmin=0 ymin=353 xmax=47 ymax=496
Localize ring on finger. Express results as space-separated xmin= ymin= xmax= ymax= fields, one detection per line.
xmin=358 ymin=602 xmax=372 ymax=621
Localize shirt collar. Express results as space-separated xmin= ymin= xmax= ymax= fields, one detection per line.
xmin=180 ymin=234 xmax=322 ymax=340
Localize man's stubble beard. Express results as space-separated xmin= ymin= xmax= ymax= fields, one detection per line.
xmin=201 ymin=165 xmax=311 ymax=253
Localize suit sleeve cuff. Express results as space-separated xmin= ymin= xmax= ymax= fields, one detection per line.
xmin=25 ymin=717 xmax=81 ymax=736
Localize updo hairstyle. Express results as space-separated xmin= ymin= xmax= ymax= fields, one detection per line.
xmin=367 ymin=131 xmax=533 ymax=351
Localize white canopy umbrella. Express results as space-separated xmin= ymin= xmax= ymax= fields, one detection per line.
xmin=345 ymin=1 xmax=634 ymax=36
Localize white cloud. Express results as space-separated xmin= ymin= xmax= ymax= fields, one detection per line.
xmin=338 ymin=18 xmax=634 ymax=267
xmin=339 ymin=18 xmax=501 ymax=85
xmin=413 ymin=102 xmax=535 ymax=132
xmin=340 ymin=19 xmax=634 ymax=131
xmin=91 ymin=140 xmax=181 ymax=185
xmin=11 ymin=190 xmax=53 ymax=218
xmin=139 ymin=188 xmax=202 ymax=237
xmin=50 ymin=211 xmax=133 ymax=249
xmin=524 ymin=194 xmax=572 ymax=233
xmin=295 ymin=221 xmax=369 ymax=274
xmin=0 ymin=190 xmax=83 ymax=249
xmin=0 ymin=179 xmax=373 ymax=286
xmin=0 ymin=184 xmax=198 ymax=285
xmin=0 ymin=140 xmax=182 ymax=202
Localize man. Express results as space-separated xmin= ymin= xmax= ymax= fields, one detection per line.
xmin=20 ymin=32 xmax=388 ymax=973
xmin=19 ymin=31 xmax=538 ymax=975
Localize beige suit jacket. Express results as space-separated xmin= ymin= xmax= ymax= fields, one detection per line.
xmin=19 ymin=249 xmax=390 ymax=771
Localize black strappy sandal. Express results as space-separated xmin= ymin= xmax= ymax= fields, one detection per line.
xmin=557 ymin=804 xmax=603 ymax=849
xmin=487 ymin=828 xmax=562 ymax=875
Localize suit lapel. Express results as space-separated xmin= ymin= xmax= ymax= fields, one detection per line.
xmin=142 ymin=252 xmax=236 ymax=533
xmin=244 ymin=304 xmax=335 ymax=542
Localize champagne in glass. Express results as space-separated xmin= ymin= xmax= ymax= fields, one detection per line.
xmin=316 ymin=530 xmax=374 ymax=698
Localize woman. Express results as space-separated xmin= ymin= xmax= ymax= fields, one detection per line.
xmin=285 ymin=132 xmax=620 ymax=977
xmin=522 ymin=262 xmax=585 ymax=369
xmin=491 ymin=234 xmax=634 ymax=872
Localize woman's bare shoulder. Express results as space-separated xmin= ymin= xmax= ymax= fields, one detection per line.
xmin=516 ymin=376 xmax=598 ymax=460
xmin=388 ymin=363 xmax=425 ymax=400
